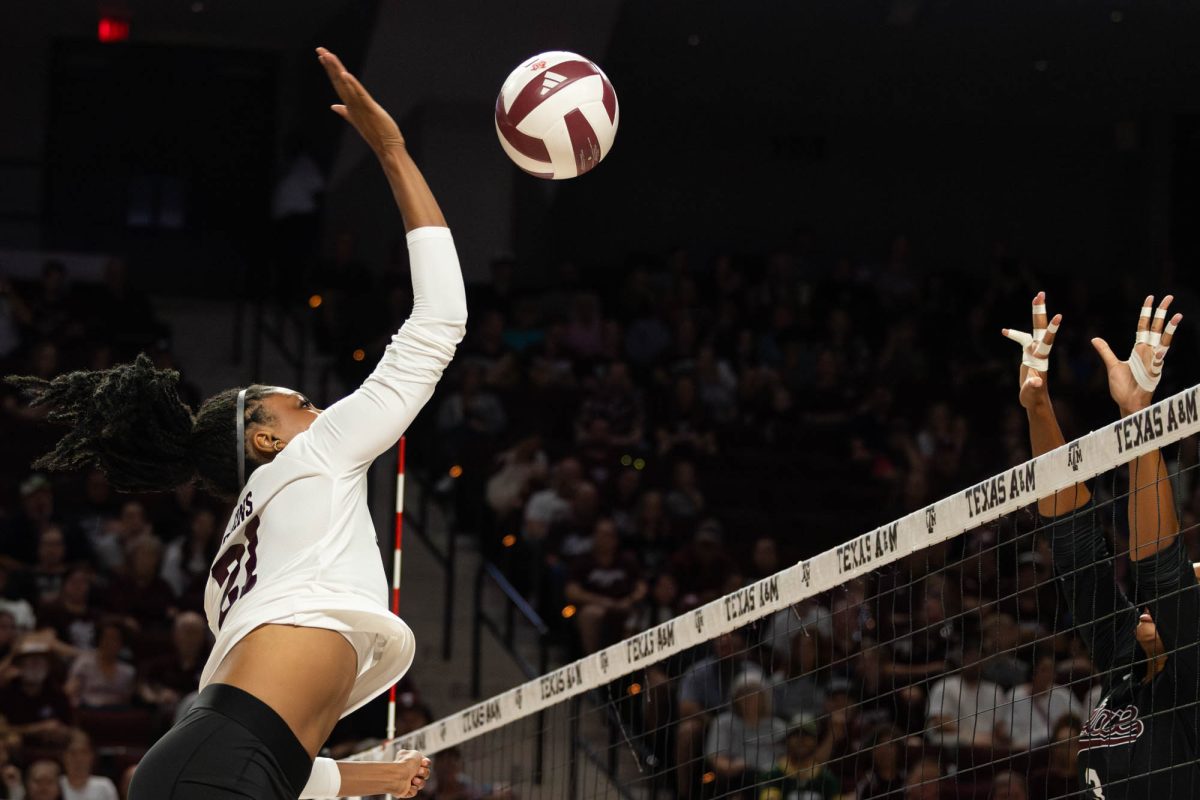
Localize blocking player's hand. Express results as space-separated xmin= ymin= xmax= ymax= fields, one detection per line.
xmin=317 ymin=47 xmax=406 ymax=155
xmin=1092 ymin=295 xmax=1182 ymax=416
xmin=1002 ymin=291 xmax=1062 ymax=412
xmin=388 ymin=751 xmax=431 ymax=798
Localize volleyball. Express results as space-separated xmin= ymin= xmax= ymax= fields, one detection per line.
xmin=494 ymin=51 xmax=619 ymax=180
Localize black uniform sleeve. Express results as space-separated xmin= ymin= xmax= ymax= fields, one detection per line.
xmin=1131 ymin=539 xmax=1200 ymax=701
xmin=1048 ymin=502 xmax=1138 ymax=679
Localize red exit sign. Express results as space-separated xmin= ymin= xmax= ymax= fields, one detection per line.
xmin=98 ymin=17 xmax=130 ymax=43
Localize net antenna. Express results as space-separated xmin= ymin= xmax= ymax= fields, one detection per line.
xmin=387 ymin=436 xmax=407 ymax=742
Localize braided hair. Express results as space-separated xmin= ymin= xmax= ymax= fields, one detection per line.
xmin=6 ymin=354 xmax=274 ymax=499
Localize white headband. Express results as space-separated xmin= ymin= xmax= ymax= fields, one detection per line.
xmin=236 ymin=388 xmax=248 ymax=489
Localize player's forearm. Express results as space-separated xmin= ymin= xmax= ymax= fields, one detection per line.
xmin=1127 ymin=446 xmax=1179 ymax=561
xmin=1027 ymin=403 xmax=1090 ymax=517
xmin=333 ymin=761 xmax=405 ymax=796
xmin=378 ymin=145 xmax=446 ymax=232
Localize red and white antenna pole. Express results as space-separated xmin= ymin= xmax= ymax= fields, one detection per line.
xmin=387 ymin=436 xmax=406 ymax=742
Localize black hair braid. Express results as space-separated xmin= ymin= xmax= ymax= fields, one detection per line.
xmin=6 ymin=354 xmax=274 ymax=499
xmin=7 ymin=354 xmax=195 ymax=491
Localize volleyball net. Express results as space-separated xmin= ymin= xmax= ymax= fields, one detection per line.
xmin=346 ymin=383 xmax=1200 ymax=799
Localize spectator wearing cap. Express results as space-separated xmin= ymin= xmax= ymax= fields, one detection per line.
xmin=675 ymin=630 xmax=764 ymax=798
xmin=64 ymin=619 xmax=135 ymax=709
xmin=756 ymin=710 xmax=844 ymax=800
xmin=704 ymin=673 xmax=786 ymax=796
xmin=24 ymin=758 xmax=62 ymax=800
xmin=855 ymin=725 xmax=907 ymax=800
xmin=60 ymin=729 xmax=118 ymax=800
xmin=668 ymin=519 xmax=728 ymax=607
xmin=0 ymin=639 xmax=71 ymax=748
xmin=564 ymin=518 xmax=646 ymax=655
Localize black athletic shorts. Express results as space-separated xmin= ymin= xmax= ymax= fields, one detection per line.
xmin=129 ymin=683 xmax=313 ymax=800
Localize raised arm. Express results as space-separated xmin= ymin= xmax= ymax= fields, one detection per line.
xmin=1004 ymin=292 xmax=1134 ymax=677
xmin=1093 ymin=296 xmax=1200 ymax=686
xmin=1002 ymin=291 xmax=1089 ymax=514
xmin=1092 ymin=295 xmax=1183 ymax=560
xmin=296 ymin=49 xmax=467 ymax=474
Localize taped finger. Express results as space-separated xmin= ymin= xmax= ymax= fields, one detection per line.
xmin=1004 ymin=329 xmax=1034 ymax=348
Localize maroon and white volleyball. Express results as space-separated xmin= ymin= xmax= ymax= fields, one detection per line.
xmin=494 ymin=51 xmax=619 ymax=180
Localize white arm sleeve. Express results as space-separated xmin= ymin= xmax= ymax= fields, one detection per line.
xmin=299 ymin=226 xmax=468 ymax=473
xmin=299 ymin=757 xmax=341 ymax=799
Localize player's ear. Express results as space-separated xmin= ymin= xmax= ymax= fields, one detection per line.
xmin=250 ymin=428 xmax=279 ymax=459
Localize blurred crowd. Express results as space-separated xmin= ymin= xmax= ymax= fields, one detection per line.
xmin=3 ymin=234 xmax=1200 ymax=800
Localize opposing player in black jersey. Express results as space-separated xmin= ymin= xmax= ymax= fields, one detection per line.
xmin=1007 ymin=292 xmax=1199 ymax=799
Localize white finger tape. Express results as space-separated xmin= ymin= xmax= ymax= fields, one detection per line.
xmin=1136 ymin=330 xmax=1151 ymax=344
xmin=1004 ymin=329 xmax=1034 ymax=347
xmin=1031 ymin=304 xmax=1047 ymax=315
xmin=1128 ymin=349 xmax=1161 ymax=392
xmin=1140 ymin=306 xmax=1153 ymax=318
xmin=1165 ymin=321 xmax=1179 ymax=337
xmin=1154 ymin=308 xmax=1168 ymax=320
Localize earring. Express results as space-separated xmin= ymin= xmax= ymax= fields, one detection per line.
xmin=274 ymin=440 xmax=283 ymax=451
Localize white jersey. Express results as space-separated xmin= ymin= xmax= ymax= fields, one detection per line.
xmin=200 ymin=226 xmax=467 ymax=717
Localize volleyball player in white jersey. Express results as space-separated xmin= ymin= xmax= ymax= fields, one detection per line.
xmin=8 ymin=48 xmax=464 ymax=798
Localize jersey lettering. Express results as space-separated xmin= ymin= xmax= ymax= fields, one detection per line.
xmin=1079 ymin=703 xmax=1145 ymax=750
xmin=1085 ymin=767 xmax=1106 ymax=798
xmin=212 ymin=517 xmax=261 ymax=628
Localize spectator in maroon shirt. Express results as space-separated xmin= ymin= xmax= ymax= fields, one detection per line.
xmin=565 ymin=518 xmax=646 ymax=654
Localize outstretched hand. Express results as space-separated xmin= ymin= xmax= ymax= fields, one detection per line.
xmin=317 ymin=47 xmax=405 ymax=155
xmin=1002 ymin=291 xmax=1062 ymax=412
xmin=1092 ymin=295 xmax=1182 ymax=416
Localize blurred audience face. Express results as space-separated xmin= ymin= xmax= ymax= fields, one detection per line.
xmin=26 ymin=759 xmax=61 ymax=800
xmin=97 ymin=623 xmax=125 ymax=661
xmin=752 ymin=537 xmax=779 ymax=575
xmin=592 ymin=519 xmax=619 ymax=560
xmin=872 ymin=729 xmax=902 ymax=774
xmin=21 ymin=483 xmax=54 ymax=526
xmin=1031 ymin=654 xmax=1055 ymax=693
xmin=83 ymin=469 xmax=111 ymax=506
xmin=19 ymin=653 xmax=51 ymax=691
xmin=713 ymin=631 xmax=745 ymax=661
xmin=61 ymin=567 xmax=91 ymax=606
xmin=174 ymin=612 xmax=208 ymax=658
xmin=30 ymin=342 xmax=59 ymax=380
xmin=190 ymin=508 xmax=218 ymax=547
xmin=904 ymin=760 xmax=941 ymax=800
xmin=990 ymin=771 xmax=1028 ymax=800
xmin=63 ymin=730 xmax=95 ymax=779
xmin=128 ymin=536 xmax=163 ymax=581
xmin=651 ymin=573 xmax=678 ymax=608
xmin=36 ymin=526 xmax=66 ymax=569
xmin=118 ymin=501 xmax=150 ymax=538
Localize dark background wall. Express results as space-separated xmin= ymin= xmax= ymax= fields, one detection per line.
xmin=3 ymin=1 xmax=1200 ymax=289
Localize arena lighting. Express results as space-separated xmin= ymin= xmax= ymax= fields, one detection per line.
xmin=448 ymin=465 xmax=463 ymax=479
xmin=307 ymin=294 xmax=322 ymax=309
xmin=351 ymin=348 xmax=365 ymax=361
xmin=500 ymin=534 xmax=516 ymax=548
xmin=561 ymin=605 xmax=576 ymax=619
xmin=97 ymin=17 xmax=130 ymax=43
